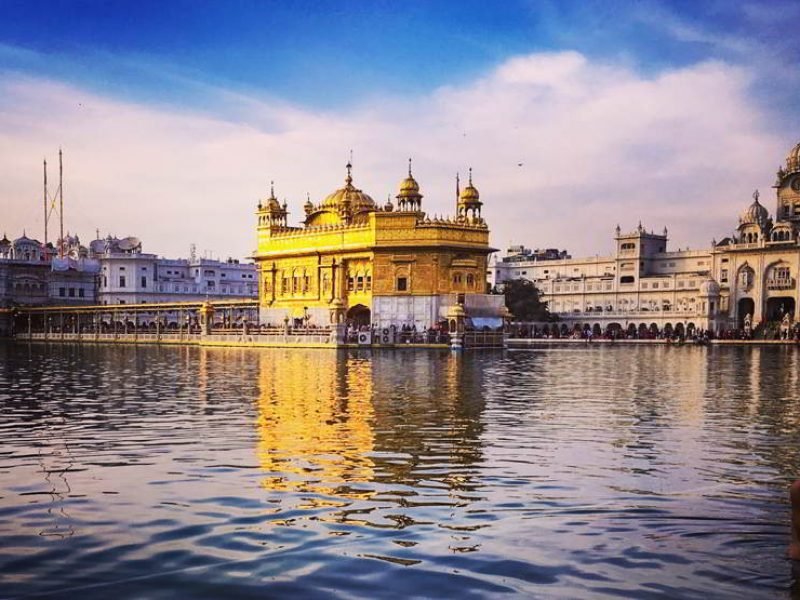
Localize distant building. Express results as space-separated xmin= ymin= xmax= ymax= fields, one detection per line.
xmin=90 ymin=236 xmax=257 ymax=304
xmin=0 ymin=232 xmax=99 ymax=307
xmin=490 ymin=140 xmax=800 ymax=336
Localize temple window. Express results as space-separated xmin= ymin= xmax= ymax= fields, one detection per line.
xmin=303 ymin=274 xmax=310 ymax=293
xmin=738 ymin=269 xmax=753 ymax=289
xmin=467 ymin=273 xmax=475 ymax=287
xmin=356 ymin=275 xmax=364 ymax=291
xmin=365 ymin=274 xmax=372 ymax=290
xmin=775 ymin=266 xmax=790 ymax=280
xmin=322 ymin=274 xmax=331 ymax=293
xmin=453 ymin=273 xmax=463 ymax=285
xmin=397 ymin=277 xmax=408 ymax=292
xmin=347 ymin=276 xmax=355 ymax=291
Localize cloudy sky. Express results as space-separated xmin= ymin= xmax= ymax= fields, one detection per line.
xmin=1 ymin=0 xmax=799 ymax=260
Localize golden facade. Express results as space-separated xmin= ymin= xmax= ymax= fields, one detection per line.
xmin=253 ymin=163 xmax=500 ymax=328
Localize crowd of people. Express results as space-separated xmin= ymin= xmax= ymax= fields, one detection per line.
xmin=511 ymin=322 xmax=800 ymax=344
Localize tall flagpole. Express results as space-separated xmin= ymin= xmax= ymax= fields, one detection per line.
xmin=59 ymin=148 xmax=64 ymax=258
xmin=43 ymin=159 xmax=48 ymax=248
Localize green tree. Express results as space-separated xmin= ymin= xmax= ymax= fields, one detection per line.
xmin=501 ymin=278 xmax=552 ymax=321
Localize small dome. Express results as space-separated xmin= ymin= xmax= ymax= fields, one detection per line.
xmin=397 ymin=174 xmax=420 ymax=197
xmin=398 ymin=160 xmax=420 ymax=193
xmin=699 ymin=277 xmax=720 ymax=297
xmin=459 ymin=169 xmax=481 ymax=204
xmin=261 ymin=182 xmax=282 ymax=211
xmin=460 ymin=184 xmax=480 ymax=202
xmin=786 ymin=141 xmax=800 ymax=173
xmin=740 ymin=193 xmax=768 ymax=225
xmin=13 ymin=233 xmax=38 ymax=245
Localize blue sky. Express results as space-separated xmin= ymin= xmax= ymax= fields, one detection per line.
xmin=1 ymin=1 xmax=799 ymax=258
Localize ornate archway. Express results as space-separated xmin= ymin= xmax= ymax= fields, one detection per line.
xmin=737 ymin=298 xmax=755 ymax=329
xmin=766 ymin=297 xmax=795 ymax=321
xmin=346 ymin=304 xmax=371 ymax=327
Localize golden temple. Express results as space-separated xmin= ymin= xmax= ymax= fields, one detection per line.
xmin=253 ymin=161 xmax=504 ymax=329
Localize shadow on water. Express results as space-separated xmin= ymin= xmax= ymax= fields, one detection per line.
xmin=0 ymin=341 xmax=798 ymax=598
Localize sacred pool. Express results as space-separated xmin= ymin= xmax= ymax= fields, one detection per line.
xmin=0 ymin=342 xmax=797 ymax=598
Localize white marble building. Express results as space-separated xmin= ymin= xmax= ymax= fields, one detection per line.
xmin=90 ymin=236 xmax=257 ymax=305
xmin=490 ymin=141 xmax=800 ymax=337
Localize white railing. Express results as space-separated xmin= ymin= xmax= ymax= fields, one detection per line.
xmin=557 ymin=309 xmax=705 ymax=320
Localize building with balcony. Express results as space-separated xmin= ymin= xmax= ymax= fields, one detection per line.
xmin=490 ymin=140 xmax=800 ymax=336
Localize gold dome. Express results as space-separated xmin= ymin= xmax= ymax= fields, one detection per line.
xmin=398 ymin=176 xmax=420 ymax=194
xmin=321 ymin=163 xmax=377 ymax=214
xmin=261 ymin=182 xmax=282 ymax=211
xmin=459 ymin=169 xmax=481 ymax=204
xmin=460 ymin=184 xmax=480 ymax=201
xmin=396 ymin=159 xmax=422 ymax=200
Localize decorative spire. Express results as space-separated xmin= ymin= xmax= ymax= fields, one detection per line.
xmin=456 ymin=172 xmax=460 ymax=200
xmin=408 ymin=157 xmax=413 ymax=177
xmin=345 ymin=161 xmax=353 ymax=186
xmin=753 ymin=189 xmax=760 ymax=203
xmin=468 ymin=167 xmax=473 ymax=186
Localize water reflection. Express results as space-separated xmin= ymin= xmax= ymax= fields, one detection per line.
xmin=255 ymin=352 xmax=376 ymax=496
xmin=0 ymin=342 xmax=798 ymax=598
xmin=249 ymin=349 xmax=488 ymax=548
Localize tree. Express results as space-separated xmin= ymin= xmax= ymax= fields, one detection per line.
xmin=501 ymin=278 xmax=552 ymax=321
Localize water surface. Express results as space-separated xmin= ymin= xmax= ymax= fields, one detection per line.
xmin=0 ymin=342 xmax=798 ymax=598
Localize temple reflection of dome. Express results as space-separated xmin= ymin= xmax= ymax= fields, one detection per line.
xmin=255 ymin=350 xmax=376 ymax=497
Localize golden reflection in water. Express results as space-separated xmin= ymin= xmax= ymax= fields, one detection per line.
xmin=254 ymin=350 xmax=376 ymax=498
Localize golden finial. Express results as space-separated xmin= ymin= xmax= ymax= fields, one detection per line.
xmin=345 ymin=160 xmax=353 ymax=185
xmin=270 ymin=180 xmax=275 ymax=198
xmin=408 ymin=157 xmax=412 ymax=177
xmin=468 ymin=167 xmax=473 ymax=185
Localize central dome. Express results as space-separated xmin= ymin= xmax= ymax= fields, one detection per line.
xmin=321 ymin=163 xmax=377 ymax=214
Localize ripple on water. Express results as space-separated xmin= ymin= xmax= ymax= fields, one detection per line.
xmin=0 ymin=342 xmax=795 ymax=598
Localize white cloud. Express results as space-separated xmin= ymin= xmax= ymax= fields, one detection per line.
xmin=0 ymin=51 xmax=789 ymax=260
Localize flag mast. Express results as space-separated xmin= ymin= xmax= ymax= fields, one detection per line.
xmin=59 ymin=148 xmax=64 ymax=258
xmin=43 ymin=159 xmax=48 ymax=248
